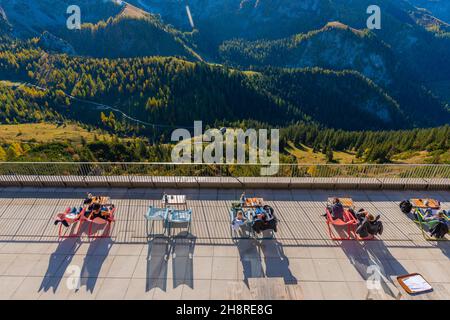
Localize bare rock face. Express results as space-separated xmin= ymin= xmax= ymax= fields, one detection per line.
xmin=0 ymin=5 xmax=12 ymax=34
xmin=0 ymin=0 xmax=123 ymax=37
xmin=408 ymin=0 xmax=450 ymax=23
xmin=38 ymin=31 xmax=76 ymax=55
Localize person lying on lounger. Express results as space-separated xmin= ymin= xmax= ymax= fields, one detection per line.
xmin=422 ymin=208 xmax=444 ymax=221
xmin=326 ymin=198 xmax=345 ymax=220
xmin=54 ymin=207 xmax=83 ymax=227
xmin=232 ymin=210 xmax=246 ymax=230
xmin=85 ymin=203 xmax=114 ymax=221
xmin=252 ymin=205 xmax=277 ymax=233
xmin=429 ymin=211 xmax=449 ymax=239
xmin=356 ymin=213 xmax=383 ymax=238
xmin=348 ymin=208 xmax=369 ymax=224
xmin=239 ymin=192 xmax=246 ymax=207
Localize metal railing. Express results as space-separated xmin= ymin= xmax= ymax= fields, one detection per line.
xmin=0 ymin=162 xmax=448 ymax=179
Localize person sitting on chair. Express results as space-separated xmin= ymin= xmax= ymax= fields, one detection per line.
xmin=86 ymin=203 xmax=114 ymax=221
xmin=356 ymin=213 xmax=383 ymax=238
xmin=326 ymin=198 xmax=345 ymax=220
xmin=349 ymin=208 xmax=369 ymax=225
xmin=83 ymin=193 xmax=93 ymax=205
xmin=54 ymin=207 xmax=82 ymax=227
xmin=239 ymin=192 xmax=246 ymax=207
xmin=429 ymin=211 xmax=449 ymax=239
xmin=232 ymin=210 xmax=246 ymax=230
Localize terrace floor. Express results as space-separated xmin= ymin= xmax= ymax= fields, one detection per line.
xmin=0 ymin=187 xmax=449 ymax=300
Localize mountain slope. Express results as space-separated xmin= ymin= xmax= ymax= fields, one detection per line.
xmin=220 ymin=22 xmax=397 ymax=86
xmin=0 ymin=44 xmax=410 ymax=130
xmin=57 ymin=14 xmax=202 ymax=60
xmin=0 ymin=0 xmax=123 ymax=38
xmin=408 ymin=0 xmax=450 ymax=23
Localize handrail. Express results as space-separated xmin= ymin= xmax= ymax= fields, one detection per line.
xmin=0 ymin=162 xmax=448 ymax=179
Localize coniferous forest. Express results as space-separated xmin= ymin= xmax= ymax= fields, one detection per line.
xmin=0 ymin=0 xmax=449 ymax=164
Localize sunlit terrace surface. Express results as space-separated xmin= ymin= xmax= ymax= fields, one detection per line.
xmin=0 ymin=186 xmax=449 ymax=300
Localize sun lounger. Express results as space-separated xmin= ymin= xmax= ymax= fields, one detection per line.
xmin=229 ymin=207 xmax=252 ymax=239
xmin=414 ymin=207 xmax=449 ymax=241
xmin=82 ymin=207 xmax=116 ymax=238
xmin=167 ymin=208 xmax=192 ymax=237
xmin=56 ymin=207 xmax=85 ymax=238
xmin=144 ymin=206 xmax=169 ymax=238
xmin=325 ymin=207 xmax=357 ymax=240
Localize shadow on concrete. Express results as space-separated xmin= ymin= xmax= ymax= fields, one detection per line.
xmin=146 ymin=237 xmax=170 ymax=292
xmin=79 ymin=237 xmax=113 ymax=292
xmin=146 ymin=235 xmax=196 ymax=291
xmin=172 ymin=236 xmax=196 ymax=289
xmin=341 ymin=240 xmax=408 ymax=299
xmin=38 ymin=237 xmax=81 ymax=293
xmin=236 ymin=239 xmax=264 ymax=287
xmin=260 ymin=240 xmax=297 ymax=285
xmin=436 ymin=241 xmax=450 ymax=259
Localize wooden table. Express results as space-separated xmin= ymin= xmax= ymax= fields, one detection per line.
xmin=162 ymin=194 xmax=187 ymax=209
xmin=328 ymin=197 xmax=354 ymax=208
xmin=243 ymin=197 xmax=264 ymax=208
xmin=410 ymin=198 xmax=440 ymax=209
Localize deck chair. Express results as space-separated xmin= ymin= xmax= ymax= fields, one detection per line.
xmin=251 ymin=205 xmax=278 ymax=240
xmin=84 ymin=207 xmax=116 ymax=238
xmin=167 ymin=209 xmax=192 ymax=237
xmin=230 ymin=207 xmax=252 ymax=239
xmin=144 ymin=206 xmax=169 ymax=238
xmin=414 ymin=208 xmax=448 ymax=241
xmin=326 ymin=207 xmax=357 ymax=240
xmin=57 ymin=207 xmax=85 ymax=239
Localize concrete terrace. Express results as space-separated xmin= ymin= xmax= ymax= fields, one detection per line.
xmin=0 ymin=186 xmax=449 ymax=300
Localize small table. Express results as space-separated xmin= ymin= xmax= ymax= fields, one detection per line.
xmin=162 ymin=194 xmax=187 ymax=209
xmin=328 ymin=197 xmax=354 ymax=208
xmin=243 ymin=197 xmax=264 ymax=208
xmin=410 ymin=198 xmax=440 ymax=209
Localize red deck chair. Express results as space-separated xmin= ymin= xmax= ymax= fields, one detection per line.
xmin=326 ymin=207 xmax=357 ymax=240
xmin=85 ymin=207 xmax=116 ymax=238
xmin=56 ymin=207 xmax=86 ymax=238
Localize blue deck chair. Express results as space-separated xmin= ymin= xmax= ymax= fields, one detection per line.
xmin=167 ymin=209 xmax=192 ymax=237
xmin=229 ymin=207 xmax=252 ymax=239
xmin=144 ymin=206 xmax=169 ymax=238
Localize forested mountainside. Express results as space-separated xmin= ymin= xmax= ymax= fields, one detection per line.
xmin=0 ymin=43 xmax=419 ymax=131
xmin=0 ymin=0 xmax=449 ymax=163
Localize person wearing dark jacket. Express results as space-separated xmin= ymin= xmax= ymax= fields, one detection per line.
xmin=429 ymin=211 xmax=449 ymax=239
xmin=356 ymin=213 xmax=383 ymax=238
xmin=327 ymin=198 xmax=345 ymax=220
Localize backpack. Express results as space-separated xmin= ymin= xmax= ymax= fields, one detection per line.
xmin=399 ymin=200 xmax=412 ymax=214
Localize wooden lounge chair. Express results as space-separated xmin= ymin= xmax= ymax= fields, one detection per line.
xmin=325 ymin=207 xmax=357 ymax=240
xmin=83 ymin=207 xmax=116 ymax=238
xmin=56 ymin=207 xmax=85 ymax=239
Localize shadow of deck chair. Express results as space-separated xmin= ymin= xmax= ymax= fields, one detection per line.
xmin=85 ymin=207 xmax=116 ymax=239
xmin=144 ymin=206 xmax=169 ymax=238
xmin=414 ymin=208 xmax=449 ymax=241
xmin=326 ymin=208 xmax=357 ymax=240
xmin=57 ymin=207 xmax=85 ymax=239
xmin=167 ymin=209 xmax=192 ymax=237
